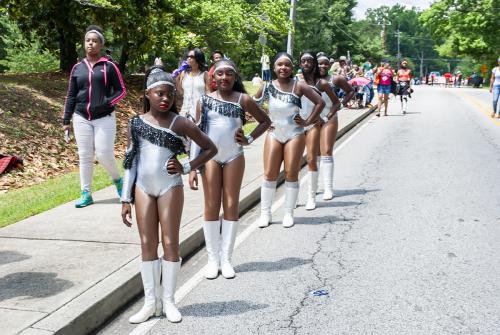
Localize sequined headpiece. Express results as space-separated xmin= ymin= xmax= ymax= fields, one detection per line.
xmin=214 ymin=63 xmax=236 ymax=72
xmin=317 ymin=56 xmax=329 ymax=63
xmin=275 ymin=55 xmax=293 ymax=65
xmin=146 ymin=68 xmax=175 ymax=90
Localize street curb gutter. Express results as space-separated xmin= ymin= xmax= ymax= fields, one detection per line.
xmin=32 ymin=107 xmax=375 ymax=335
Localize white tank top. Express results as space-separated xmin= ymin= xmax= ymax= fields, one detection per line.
xmin=493 ymin=67 xmax=500 ymax=86
xmin=181 ymin=71 xmax=206 ymax=117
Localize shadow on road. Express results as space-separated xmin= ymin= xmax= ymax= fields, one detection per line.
xmin=0 ymin=250 xmax=31 ymax=266
xmin=180 ymin=300 xmax=269 ymax=317
xmin=92 ymin=198 xmax=121 ymax=205
xmin=314 ymin=201 xmax=361 ymax=208
xmin=332 ymin=188 xmax=380 ymax=197
xmin=234 ymin=257 xmax=312 ymax=273
xmin=293 ymin=215 xmax=358 ymax=225
xmin=0 ymin=272 xmax=73 ymax=301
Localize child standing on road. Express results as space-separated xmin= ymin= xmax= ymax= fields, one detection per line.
xmin=297 ymin=52 xmax=341 ymax=210
xmin=120 ymin=65 xmax=216 ymax=324
xmin=189 ymin=59 xmax=270 ymax=279
xmin=254 ymin=52 xmax=324 ymax=228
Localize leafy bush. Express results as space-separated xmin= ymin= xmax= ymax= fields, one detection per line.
xmin=0 ymin=16 xmax=59 ymax=73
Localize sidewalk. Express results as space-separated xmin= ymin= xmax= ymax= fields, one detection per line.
xmin=0 ymin=107 xmax=374 ymax=335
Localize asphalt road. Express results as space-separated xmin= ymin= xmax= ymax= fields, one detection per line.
xmin=99 ymin=85 xmax=500 ymax=335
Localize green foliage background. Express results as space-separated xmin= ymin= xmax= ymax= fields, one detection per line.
xmin=1 ymin=1 xmax=497 ymax=78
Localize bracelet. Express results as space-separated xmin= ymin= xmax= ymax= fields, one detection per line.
xmin=182 ymin=162 xmax=191 ymax=175
xmin=246 ymin=135 xmax=254 ymax=145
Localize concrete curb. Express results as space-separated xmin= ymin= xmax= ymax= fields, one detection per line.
xmin=37 ymin=107 xmax=375 ymax=335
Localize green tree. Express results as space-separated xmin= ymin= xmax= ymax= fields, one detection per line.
xmin=1 ymin=0 xmax=289 ymax=75
xmin=0 ymin=16 xmax=59 ymax=73
xmin=362 ymin=5 xmax=447 ymax=76
xmin=420 ymin=0 xmax=500 ymax=62
xmin=2 ymin=1 xmax=105 ymax=71
xmin=294 ymin=0 xmax=357 ymax=57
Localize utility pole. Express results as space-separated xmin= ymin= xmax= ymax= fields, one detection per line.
xmin=394 ymin=29 xmax=401 ymax=66
xmin=379 ymin=19 xmax=391 ymax=55
xmin=286 ymin=0 xmax=297 ymax=56
xmin=419 ymin=50 xmax=424 ymax=80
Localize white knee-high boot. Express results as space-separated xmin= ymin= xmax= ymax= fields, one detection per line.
xmin=316 ymin=156 xmax=323 ymax=193
xmin=129 ymin=259 xmax=162 ymax=324
xmin=220 ymin=219 xmax=238 ymax=278
xmin=283 ymin=181 xmax=299 ymax=228
xmin=322 ymin=156 xmax=335 ymax=200
xmin=162 ymin=258 xmax=182 ymax=323
xmin=305 ymin=171 xmax=319 ymax=210
xmin=203 ymin=220 xmax=221 ymax=279
xmin=259 ymin=180 xmax=277 ymax=228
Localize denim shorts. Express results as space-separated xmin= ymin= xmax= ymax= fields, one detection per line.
xmin=377 ymin=84 xmax=391 ymax=94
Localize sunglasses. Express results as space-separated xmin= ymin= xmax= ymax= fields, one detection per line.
xmin=187 ymin=55 xmax=195 ymax=59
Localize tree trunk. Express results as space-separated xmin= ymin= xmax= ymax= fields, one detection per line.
xmin=119 ymin=43 xmax=130 ymax=74
xmin=59 ymin=31 xmax=78 ymax=73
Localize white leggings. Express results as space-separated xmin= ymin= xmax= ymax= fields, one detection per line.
xmin=73 ymin=113 xmax=120 ymax=192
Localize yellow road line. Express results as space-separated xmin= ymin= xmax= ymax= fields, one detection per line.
xmin=456 ymin=91 xmax=500 ymax=127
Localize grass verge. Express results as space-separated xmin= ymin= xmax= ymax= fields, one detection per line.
xmin=0 ymin=122 xmax=258 ymax=228
xmin=0 ymin=163 xmax=122 ymax=228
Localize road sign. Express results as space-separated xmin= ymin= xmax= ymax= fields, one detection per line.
xmin=480 ymin=64 xmax=488 ymax=74
xmin=259 ymin=33 xmax=267 ymax=46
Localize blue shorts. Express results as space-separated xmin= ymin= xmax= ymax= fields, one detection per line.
xmin=377 ymin=84 xmax=391 ymax=94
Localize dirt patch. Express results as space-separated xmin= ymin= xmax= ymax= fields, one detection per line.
xmin=0 ymin=72 xmax=145 ymax=192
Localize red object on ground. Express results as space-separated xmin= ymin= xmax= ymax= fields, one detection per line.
xmin=0 ymin=154 xmax=23 ymax=174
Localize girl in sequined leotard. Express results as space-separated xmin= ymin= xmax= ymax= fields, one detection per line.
xmin=120 ymin=65 xmax=216 ymax=325
xmin=254 ymin=52 xmax=325 ymax=229
xmin=190 ymin=59 xmax=270 ymax=279
xmin=298 ymin=52 xmax=341 ymax=211
xmin=317 ymin=52 xmax=355 ymax=202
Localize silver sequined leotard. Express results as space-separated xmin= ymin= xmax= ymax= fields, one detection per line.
xmin=322 ymin=76 xmax=338 ymax=121
xmin=190 ymin=94 xmax=246 ymax=165
xmin=257 ymin=80 xmax=303 ymax=144
xmin=205 ymin=94 xmax=244 ymax=164
xmin=298 ymin=78 xmax=322 ymax=131
xmin=121 ymin=115 xmax=186 ymax=202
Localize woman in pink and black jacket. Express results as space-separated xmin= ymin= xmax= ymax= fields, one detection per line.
xmin=63 ymin=25 xmax=126 ymax=208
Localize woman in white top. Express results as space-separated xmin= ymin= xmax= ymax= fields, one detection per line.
xmin=176 ymin=48 xmax=211 ymax=121
xmin=489 ymin=57 xmax=500 ymax=118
